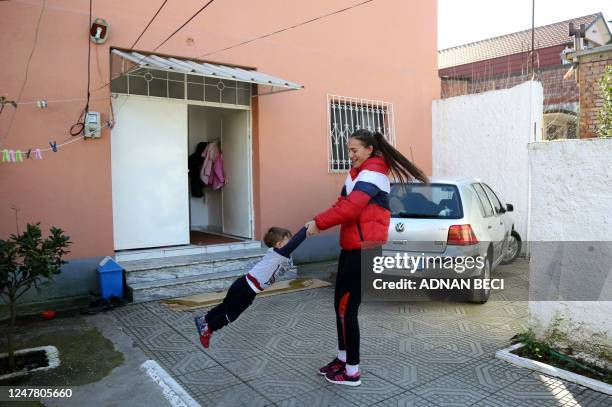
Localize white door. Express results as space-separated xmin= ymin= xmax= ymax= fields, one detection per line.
xmin=221 ymin=110 xmax=252 ymax=238
xmin=111 ymin=95 xmax=189 ymax=250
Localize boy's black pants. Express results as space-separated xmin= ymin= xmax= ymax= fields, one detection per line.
xmin=205 ymin=276 xmax=256 ymax=332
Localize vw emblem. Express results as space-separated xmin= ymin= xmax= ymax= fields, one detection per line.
xmin=395 ymin=222 xmax=405 ymax=233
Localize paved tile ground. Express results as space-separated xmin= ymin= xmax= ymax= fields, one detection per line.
xmin=111 ymin=260 xmax=612 ymax=406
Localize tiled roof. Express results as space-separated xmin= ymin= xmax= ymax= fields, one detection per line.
xmin=438 ymin=13 xmax=601 ymax=69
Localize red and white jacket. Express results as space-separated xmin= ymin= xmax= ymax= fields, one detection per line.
xmin=314 ymin=155 xmax=391 ymax=250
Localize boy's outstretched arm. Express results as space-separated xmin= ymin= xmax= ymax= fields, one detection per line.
xmin=274 ymin=227 xmax=308 ymax=258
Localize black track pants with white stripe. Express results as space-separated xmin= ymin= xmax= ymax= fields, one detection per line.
xmin=206 ymin=276 xmax=256 ymax=332
xmin=335 ymin=246 xmax=381 ymax=365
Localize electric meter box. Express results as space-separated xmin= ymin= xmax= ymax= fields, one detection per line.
xmin=85 ymin=111 xmax=101 ymax=138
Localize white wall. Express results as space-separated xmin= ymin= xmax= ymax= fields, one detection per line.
xmin=528 ymin=138 xmax=612 ymax=368
xmin=432 ymin=81 xmax=543 ymax=242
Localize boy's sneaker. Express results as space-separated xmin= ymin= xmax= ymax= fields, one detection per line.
xmin=325 ymin=369 xmax=361 ymax=386
xmin=318 ymin=358 xmax=346 ymax=376
xmin=194 ymin=315 xmax=212 ymax=348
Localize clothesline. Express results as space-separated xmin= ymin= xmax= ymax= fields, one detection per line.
xmin=0 ymin=123 xmax=111 ymax=163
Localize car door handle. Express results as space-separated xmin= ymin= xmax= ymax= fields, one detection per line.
xmin=488 ymin=225 xmax=493 ymax=229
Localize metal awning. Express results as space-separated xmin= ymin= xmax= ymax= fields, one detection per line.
xmin=111 ymin=49 xmax=303 ymax=93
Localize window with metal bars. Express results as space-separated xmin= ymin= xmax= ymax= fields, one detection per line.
xmin=327 ymin=95 xmax=395 ymax=172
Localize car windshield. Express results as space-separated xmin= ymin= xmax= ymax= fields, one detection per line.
xmin=389 ymin=183 xmax=463 ymax=219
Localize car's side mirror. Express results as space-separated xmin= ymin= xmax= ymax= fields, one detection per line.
xmin=506 ymin=203 xmax=514 ymax=212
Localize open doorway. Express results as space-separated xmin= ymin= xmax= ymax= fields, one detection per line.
xmin=188 ymin=105 xmax=253 ymax=246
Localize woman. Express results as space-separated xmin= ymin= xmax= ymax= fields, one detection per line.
xmin=306 ymin=129 xmax=428 ymax=386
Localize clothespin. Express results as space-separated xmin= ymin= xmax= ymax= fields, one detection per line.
xmin=26 ymin=149 xmax=32 ymax=159
xmin=49 ymin=141 xmax=57 ymax=152
xmin=34 ymin=149 xmax=43 ymax=160
xmin=8 ymin=150 xmax=15 ymax=162
xmin=1 ymin=149 xmax=9 ymax=162
xmin=15 ymin=150 xmax=23 ymax=162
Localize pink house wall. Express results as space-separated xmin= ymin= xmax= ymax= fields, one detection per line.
xmin=0 ymin=0 xmax=438 ymax=259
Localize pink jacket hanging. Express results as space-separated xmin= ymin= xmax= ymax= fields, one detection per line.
xmin=211 ymin=154 xmax=225 ymax=190
xmin=200 ymin=142 xmax=225 ymax=189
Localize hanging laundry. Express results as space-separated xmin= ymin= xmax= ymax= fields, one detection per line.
xmin=200 ymin=140 xmax=225 ymax=190
xmin=188 ymin=142 xmax=207 ymax=197
xmin=211 ymin=151 xmax=225 ymax=190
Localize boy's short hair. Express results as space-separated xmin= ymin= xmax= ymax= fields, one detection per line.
xmin=263 ymin=227 xmax=292 ymax=248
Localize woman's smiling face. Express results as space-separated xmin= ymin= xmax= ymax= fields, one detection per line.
xmin=348 ymin=137 xmax=374 ymax=168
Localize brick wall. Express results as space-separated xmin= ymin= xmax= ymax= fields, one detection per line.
xmin=440 ymin=65 xmax=578 ymax=108
xmin=577 ymin=48 xmax=612 ymax=138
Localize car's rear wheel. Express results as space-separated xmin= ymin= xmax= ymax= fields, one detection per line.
xmin=467 ymin=255 xmax=491 ymax=304
xmin=500 ymin=230 xmax=522 ymax=265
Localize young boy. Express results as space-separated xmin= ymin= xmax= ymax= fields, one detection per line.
xmin=194 ymin=226 xmax=307 ymax=348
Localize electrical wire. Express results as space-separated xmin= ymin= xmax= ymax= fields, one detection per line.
xmin=16 ymin=97 xmax=108 ymax=105
xmin=131 ymin=0 xmax=169 ymax=49
xmin=1 ymin=122 xmax=113 ymax=159
xmin=0 ymin=0 xmax=46 ymax=149
xmin=69 ymin=0 xmax=92 ymax=137
xmin=89 ymin=0 xmax=376 ymax=96
xmin=153 ymin=0 xmax=215 ymax=52
xmin=198 ymin=0 xmax=375 ymax=58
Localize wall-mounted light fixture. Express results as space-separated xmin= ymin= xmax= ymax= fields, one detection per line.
xmin=90 ymin=18 xmax=109 ymax=44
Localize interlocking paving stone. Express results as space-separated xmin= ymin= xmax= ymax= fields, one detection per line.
xmin=485 ymin=371 xmax=612 ymax=407
xmin=277 ymin=386 xmax=355 ymax=407
xmin=244 ymin=367 xmax=328 ymax=403
xmin=194 ymin=382 xmax=273 ymax=407
xmin=360 ymin=353 xmax=466 ymax=390
xmin=373 ymin=390 xmax=439 ymax=407
xmin=113 ymin=303 xmax=162 ymax=325
xmin=255 ymin=332 xmax=338 ymax=359
xmin=223 ymin=355 xmax=291 ymax=382
xmin=436 ymin=357 xmax=532 ymax=394
xmin=175 ymin=365 xmax=243 ymax=399
xmin=111 ymin=261 xmax=609 ymax=407
xmin=138 ymin=347 xmax=218 ymax=376
xmin=410 ymin=374 xmax=491 ymax=406
xmin=325 ymin=372 xmax=405 ymax=406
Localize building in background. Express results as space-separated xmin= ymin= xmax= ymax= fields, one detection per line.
xmin=438 ymin=13 xmax=611 ymax=140
xmin=0 ymin=1 xmax=438 ymax=304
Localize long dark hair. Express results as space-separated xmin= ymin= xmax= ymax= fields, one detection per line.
xmin=350 ymin=129 xmax=429 ymax=184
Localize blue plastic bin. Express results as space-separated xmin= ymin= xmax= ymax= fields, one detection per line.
xmin=97 ymin=256 xmax=124 ymax=299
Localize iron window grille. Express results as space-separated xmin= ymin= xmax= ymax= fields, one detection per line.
xmin=327 ymin=95 xmax=395 ymax=172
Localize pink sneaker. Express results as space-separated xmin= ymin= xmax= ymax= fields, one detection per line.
xmin=325 ymin=369 xmax=361 ymax=386
xmin=194 ymin=315 xmax=212 ymax=348
xmin=318 ymin=358 xmax=346 ymax=376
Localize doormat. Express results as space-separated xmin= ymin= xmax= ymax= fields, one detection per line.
xmin=161 ymin=278 xmax=331 ymax=311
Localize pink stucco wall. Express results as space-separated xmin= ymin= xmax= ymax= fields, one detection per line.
xmin=0 ymin=0 xmax=438 ymax=259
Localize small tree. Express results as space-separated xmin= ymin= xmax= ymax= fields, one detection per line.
xmin=0 ymin=223 xmax=71 ymax=372
xmin=597 ymin=65 xmax=612 ymax=138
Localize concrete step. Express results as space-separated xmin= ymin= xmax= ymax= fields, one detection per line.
xmin=115 ymin=240 xmax=262 ymax=262
xmin=122 ymin=248 xmax=269 ymax=285
xmin=127 ymin=267 xmax=298 ymax=303
xmin=121 ymin=247 xmax=298 ymax=303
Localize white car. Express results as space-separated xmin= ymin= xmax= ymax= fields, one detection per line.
xmin=384 ymin=177 xmax=517 ymax=303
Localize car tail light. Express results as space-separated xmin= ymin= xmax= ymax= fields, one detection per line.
xmin=447 ymin=224 xmax=478 ymax=245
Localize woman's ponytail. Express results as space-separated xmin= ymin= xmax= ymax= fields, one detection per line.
xmin=351 ymin=129 xmax=429 ymax=184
